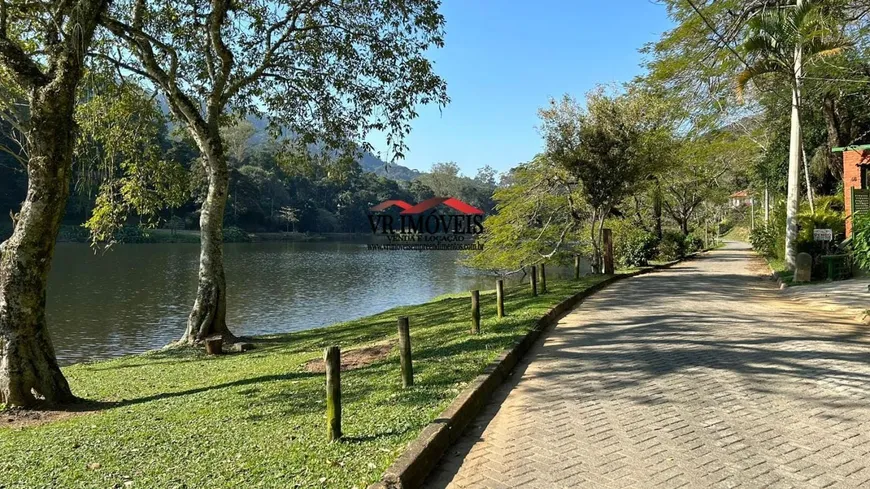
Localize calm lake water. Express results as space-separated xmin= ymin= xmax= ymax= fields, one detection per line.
xmin=46 ymin=242 xmax=582 ymax=365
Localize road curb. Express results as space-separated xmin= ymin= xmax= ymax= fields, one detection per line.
xmin=368 ymin=250 xmax=708 ymax=489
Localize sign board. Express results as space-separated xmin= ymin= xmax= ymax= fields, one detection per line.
xmin=853 ymin=188 xmax=870 ymax=213
xmin=813 ymin=228 xmax=833 ymax=242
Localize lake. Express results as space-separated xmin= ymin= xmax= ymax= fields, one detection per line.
xmin=46 ymin=242 xmax=585 ymax=365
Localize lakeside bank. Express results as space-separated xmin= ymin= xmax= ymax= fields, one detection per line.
xmin=0 ymin=275 xmax=609 ymax=488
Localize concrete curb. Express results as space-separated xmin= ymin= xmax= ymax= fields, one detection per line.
xmin=368 ymin=250 xmax=709 ymax=489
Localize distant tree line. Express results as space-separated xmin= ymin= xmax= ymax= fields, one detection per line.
xmin=0 ymin=120 xmax=498 ymax=240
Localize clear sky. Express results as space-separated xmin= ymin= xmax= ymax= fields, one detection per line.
xmin=366 ymin=0 xmax=675 ymax=177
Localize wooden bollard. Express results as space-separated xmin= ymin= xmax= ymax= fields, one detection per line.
xmin=397 ymin=317 xmax=413 ymax=387
xmin=603 ymin=228 xmax=614 ymax=275
xmin=574 ymin=255 xmax=581 ymax=280
xmin=204 ymin=335 xmax=223 ymax=355
xmin=496 ymin=279 xmax=505 ymax=318
xmin=325 ymin=346 xmax=342 ymax=441
xmin=540 ymin=264 xmax=547 ymax=293
xmin=530 ymin=265 xmax=538 ymax=297
xmin=471 ymin=290 xmax=481 ymax=334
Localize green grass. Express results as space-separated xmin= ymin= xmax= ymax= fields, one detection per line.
xmin=724 ymin=224 xmax=750 ymax=243
xmin=765 ymin=256 xmax=795 ymax=284
xmin=0 ymin=276 xmax=609 ymax=488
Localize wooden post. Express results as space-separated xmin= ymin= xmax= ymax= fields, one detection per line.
xmin=397 ymin=317 xmax=413 ymax=387
xmin=539 ymin=263 xmax=547 ymax=293
xmin=496 ymin=279 xmax=505 ymax=318
xmin=603 ymin=228 xmax=614 ymax=275
xmin=530 ymin=265 xmax=538 ymax=296
xmin=574 ymin=255 xmax=581 ymax=280
xmin=204 ymin=335 xmax=223 ymax=355
xmin=471 ymin=290 xmax=481 ymax=334
xmin=325 ymin=346 xmax=342 ymax=441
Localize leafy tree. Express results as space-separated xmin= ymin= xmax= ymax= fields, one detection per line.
xmin=277 ymin=206 xmax=299 ymax=232
xmin=661 ymin=136 xmax=739 ymax=235
xmin=539 ymin=90 xmax=659 ymax=271
xmin=465 ymin=155 xmax=585 ymax=272
xmin=0 ymin=0 xmax=108 ymax=406
xmin=78 ymin=79 xmax=189 ymax=245
xmin=99 ymin=0 xmax=449 ymax=344
xmin=418 ymin=162 xmax=463 ymax=197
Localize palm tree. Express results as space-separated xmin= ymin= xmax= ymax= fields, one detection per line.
xmin=737 ymin=0 xmax=848 ymax=269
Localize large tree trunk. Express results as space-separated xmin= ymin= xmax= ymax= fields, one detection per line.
xmin=0 ymin=92 xmax=77 ymax=407
xmin=822 ymin=95 xmax=845 ymax=181
xmin=784 ymin=19 xmax=803 ymax=271
xmin=180 ymin=135 xmax=236 ymax=344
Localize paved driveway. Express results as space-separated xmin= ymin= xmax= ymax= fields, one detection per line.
xmin=425 ymin=243 xmax=870 ymax=488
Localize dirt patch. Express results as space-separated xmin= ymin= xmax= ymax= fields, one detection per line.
xmin=748 ymin=257 xmax=775 ymax=279
xmin=304 ymin=342 xmax=394 ymax=373
xmin=1 ymin=404 xmax=98 ymax=429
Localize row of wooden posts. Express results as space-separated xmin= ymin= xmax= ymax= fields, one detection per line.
xmin=323 ymin=229 xmax=616 ymax=441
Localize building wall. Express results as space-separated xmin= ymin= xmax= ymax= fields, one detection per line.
xmin=844 ymin=149 xmax=870 ymax=237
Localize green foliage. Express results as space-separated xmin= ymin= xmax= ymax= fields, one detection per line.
xmin=465 ymin=156 xmax=585 ymax=272
xmin=657 ymin=229 xmax=687 ymax=261
xmin=683 ymin=233 xmax=704 ymax=253
xmin=0 ymin=276 xmax=608 ymax=488
xmin=749 ymin=225 xmax=778 ymax=258
xmin=222 ymin=226 xmax=251 ymax=243
xmin=796 ymin=196 xmax=845 ymax=247
xmin=851 ymin=213 xmax=870 ymax=270
xmin=611 ymin=220 xmax=658 ymax=268
xmin=77 ymin=80 xmax=188 ymax=247
xmin=57 ymin=225 xmax=91 ymax=243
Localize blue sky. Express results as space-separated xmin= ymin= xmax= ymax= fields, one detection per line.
xmin=366 ymin=0 xmax=674 ymax=177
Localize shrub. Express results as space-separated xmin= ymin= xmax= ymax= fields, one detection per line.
xmin=223 ymin=226 xmax=251 ymax=243
xmin=657 ymin=230 xmax=686 ymax=261
xmin=749 ymin=225 xmax=777 ymax=257
xmin=795 ymin=197 xmax=845 ymax=255
xmin=614 ymin=227 xmax=658 ymax=268
xmin=684 ymin=233 xmax=704 ymax=253
xmin=57 ymin=224 xmax=91 ymax=242
xmin=852 ymin=213 xmax=870 ymax=270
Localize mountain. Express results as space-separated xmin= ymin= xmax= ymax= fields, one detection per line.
xmin=244 ymin=114 xmax=422 ymax=181
xmin=158 ymin=98 xmax=424 ymax=182
xmin=358 ymin=152 xmax=423 ymax=181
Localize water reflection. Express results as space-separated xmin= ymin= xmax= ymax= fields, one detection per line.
xmin=47 ymin=242 xmax=587 ymax=365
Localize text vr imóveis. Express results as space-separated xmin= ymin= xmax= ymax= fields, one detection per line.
xmin=367 ymin=214 xmax=484 ymax=235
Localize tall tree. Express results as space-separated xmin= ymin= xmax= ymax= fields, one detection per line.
xmin=736 ymin=0 xmax=848 ymax=268
xmin=0 ymin=0 xmax=109 ymax=406
xmin=99 ymin=0 xmax=448 ymax=344
xmin=540 ymin=90 xmax=658 ymax=271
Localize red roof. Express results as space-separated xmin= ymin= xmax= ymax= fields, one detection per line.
xmin=730 ymin=190 xmax=749 ymax=198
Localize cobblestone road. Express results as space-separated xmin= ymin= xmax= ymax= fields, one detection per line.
xmin=425 ymin=242 xmax=870 ymax=489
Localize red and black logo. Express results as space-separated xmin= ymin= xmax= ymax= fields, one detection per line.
xmin=368 ymin=197 xmax=485 ymax=235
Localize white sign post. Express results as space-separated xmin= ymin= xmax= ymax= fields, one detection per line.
xmin=813 ymin=228 xmax=833 ymax=242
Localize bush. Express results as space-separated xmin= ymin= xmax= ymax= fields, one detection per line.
xmin=795 ymin=197 xmax=845 ymax=254
xmin=614 ymin=227 xmax=658 ymax=268
xmin=749 ymin=225 xmax=777 ymax=257
xmin=684 ymin=233 xmax=704 ymax=253
xmin=852 ymin=213 xmax=870 ymax=270
xmin=223 ymin=226 xmax=251 ymax=243
xmin=57 ymin=224 xmax=90 ymax=242
xmin=657 ymin=230 xmax=686 ymax=261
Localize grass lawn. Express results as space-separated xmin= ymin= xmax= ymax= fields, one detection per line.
xmin=0 ymin=275 xmax=610 ymax=489
xmin=764 ymin=256 xmax=794 ymax=284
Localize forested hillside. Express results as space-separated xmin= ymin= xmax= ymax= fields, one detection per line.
xmin=0 ymin=121 xmax=495 ymax=239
